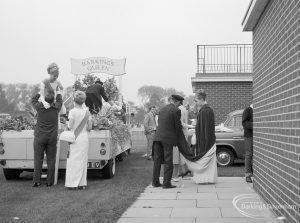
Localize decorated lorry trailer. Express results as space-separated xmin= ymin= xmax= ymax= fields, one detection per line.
xmin=0 ymin=129 xmax=131 ymax=180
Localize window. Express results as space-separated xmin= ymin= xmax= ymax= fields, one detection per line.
xmin=234 ymin=116 xmax=242 ymax=128
xmin=226 ymin=118 xmax=234 ymax=127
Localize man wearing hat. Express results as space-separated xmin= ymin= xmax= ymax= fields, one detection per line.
xmin=152 ymin=94 xmax=184 ymax=189
xmin=85 ymin=79 xmax=109 ymax=114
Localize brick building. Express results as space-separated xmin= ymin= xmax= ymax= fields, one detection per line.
xmin=191 ymin=44 xmax=253 ymax=124
xmin=243 ymin=0 xmax=300 ymax=222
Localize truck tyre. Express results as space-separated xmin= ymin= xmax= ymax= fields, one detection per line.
xmin=3 ymin=169 xmax=23 ymax=180
xmin=216 ymin=147 xmax=234 ymax=167
xmin=102 ymin=158 xmax=115 ymax=179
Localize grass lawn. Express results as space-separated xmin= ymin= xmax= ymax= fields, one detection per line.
xmin=0 ymin=144 xmax=244 ymax=223
xmin=0 ymin=150 xmax=153 ymax=223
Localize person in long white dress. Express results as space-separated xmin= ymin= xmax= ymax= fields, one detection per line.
xmin=177 ymin=90 xmax=217 ymax=184
xmin=172 ymin=101 xmax=190 ymax=182
xmin=65 ymin=91 xmax=92 ymax=190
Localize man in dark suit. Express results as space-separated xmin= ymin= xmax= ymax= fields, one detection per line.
xmin=152 ymin=94 xmax=184 ymax=189
xmin=85 ymin=79 xmax=109 ymax=114
xmin=242 ymin=104 xmax=253 ymax=183
xmin=31 ymin=90 xmax=62 ymax=187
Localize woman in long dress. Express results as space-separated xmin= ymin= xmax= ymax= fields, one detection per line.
xmin=178 ymin=90 xmax=218 ymax=184
xmin=65 ymin=91 xmax=92 ymax=190
xmin=172 ymin=101 xmax=190 ymax=182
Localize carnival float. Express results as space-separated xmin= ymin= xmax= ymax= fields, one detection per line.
xmin=0 ymin=57 xmax=132 ymax=183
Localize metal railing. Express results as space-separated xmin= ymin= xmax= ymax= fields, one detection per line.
xmin=197 ymin=44 xmax=253 ymax=73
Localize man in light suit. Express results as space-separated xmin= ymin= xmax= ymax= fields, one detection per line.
xmin=143 ymin=106 xmax=157 ymax=160
xmin=152 ymin=95 xmax=183 ymax=189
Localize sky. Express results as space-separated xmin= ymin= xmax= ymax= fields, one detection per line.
xmin=0 ymin=0 xmax=252 ymax=105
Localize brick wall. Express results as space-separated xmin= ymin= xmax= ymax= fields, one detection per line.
xmin=193 ymin=81 xmax=252 ymax=124
xmin=252 ymin=0 xmax=300 ymax=222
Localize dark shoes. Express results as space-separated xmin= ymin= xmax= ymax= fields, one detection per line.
xmin=32 ymin=182 xmax=42 ymax=187
xmin=246 ymin=176 xmax=253 ymax=183
xmin=67 ymin=186 xmax=87 ymax=190
xmin=33 ymin=182 xmax=54 ymax=187
xmin=67 ymin=187 xmax=77 ymax=190
xmin=152 ymin=182 xmax=176 ymax=189
xmin=78 ymin=186 xmax=87 ymax=190
xmin=152 ymin=183 xmax=162 ymax=187
xmin=163 ymin=184 xmax=176 ymax=189
xmin=178 ymin=170 xmax=191 ymax=178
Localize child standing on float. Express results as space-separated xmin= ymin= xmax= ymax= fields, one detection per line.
xmin=39 ymin=63 xmax=64 ymax=109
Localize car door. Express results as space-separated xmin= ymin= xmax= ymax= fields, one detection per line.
xmin=230 ymin=115 xmax=245 ymax=159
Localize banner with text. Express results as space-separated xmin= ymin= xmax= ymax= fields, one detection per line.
xmin=70 ymin=57 xmax=126 ymax=75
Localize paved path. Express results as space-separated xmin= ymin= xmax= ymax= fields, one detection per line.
xmin=117 ymin=177 xmax=280 ymax=223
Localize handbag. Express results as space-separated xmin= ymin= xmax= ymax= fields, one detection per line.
xmin=59 ymin=110 xmax=89 ymax=143
xmin=59 ymin=130 xmax=75 ymax=143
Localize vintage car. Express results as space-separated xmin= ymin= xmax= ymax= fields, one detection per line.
xmin=188 ymin=109 xmax=245 ymax=167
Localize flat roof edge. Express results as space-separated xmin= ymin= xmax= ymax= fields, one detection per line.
xmin=242 ymin=0 xmax=270 ymax=31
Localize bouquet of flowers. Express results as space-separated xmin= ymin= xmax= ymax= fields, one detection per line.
xmin=91 ymin=104 xmax=131 ymax=148
xmin=110 ymin=119 xmax=131 ymax=148
xmin=91 ymin=114 xmax=113 ymax=130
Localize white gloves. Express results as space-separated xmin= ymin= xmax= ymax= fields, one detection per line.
xmin=42 ymin=100 xmax=50 ymax=109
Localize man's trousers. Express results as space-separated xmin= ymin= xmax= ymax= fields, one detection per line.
xmin=146 ymin=131 xmax=155 ymax=158
xmin=152 ymin=141 xmax=173 ymax=186
xmin=33 ymin=134 xmax=57 ymax=184
xmin=244 ymin=137 xmax=253 ymax=177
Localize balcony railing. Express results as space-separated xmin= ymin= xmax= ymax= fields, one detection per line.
xmin=197 ymin=44 xmax=253 ymax=73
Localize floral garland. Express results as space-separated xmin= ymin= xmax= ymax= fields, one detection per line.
xmin=91 ymin=112 xmax=131 ymax=148
xmin=0 ymin=116 xmax=35 ymax=132
xmin=0 ymin=116 xmax=36 ymax=144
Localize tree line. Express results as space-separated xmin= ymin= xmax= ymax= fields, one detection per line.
xmin=0 ymin=79 xmax=196 ymax=125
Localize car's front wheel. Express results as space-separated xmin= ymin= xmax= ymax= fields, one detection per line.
xmin=216 ymin=147 xmax=234 ymax=167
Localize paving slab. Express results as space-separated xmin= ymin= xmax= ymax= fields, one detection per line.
xmin=198 ymin=187 xmax=255 ymax=193
xmin=117 ymin=218 xmax=195 ymax=223
xmin=144 ymin=187 xmax=197 ymax=193
xmin=214 ymin=177 xmax=251 ymax=188
xmin=121 ymin=208 xmax=172 ymax=218
xmin=195 ymin=184 xmax=217 ymax=188
xmin=137 ymin=193 xmax=177 ymax=200
xmin=132 ymin=199 xmax=196 ymax=208
xmin=197 ymin=199 xmax=234 ymax=208
xmin=217 ymin=192 xmax=259 ymax=200
xmin=171 ymin=207 xmax=221 ymax=218
xmin=177 ymin=192 xmax=218 ymax=200
xmin=117 ymin=177 xmax=279 ymax=223
xmin=220 ymin=207 xmax=276 ymax=219
xmin=215 ymin=184 xmax=253 ymax=188
xmin=196 ymin=218 xmax=279 ymax=223
xmin=217 ymin=177 xmax=244 ymax=182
